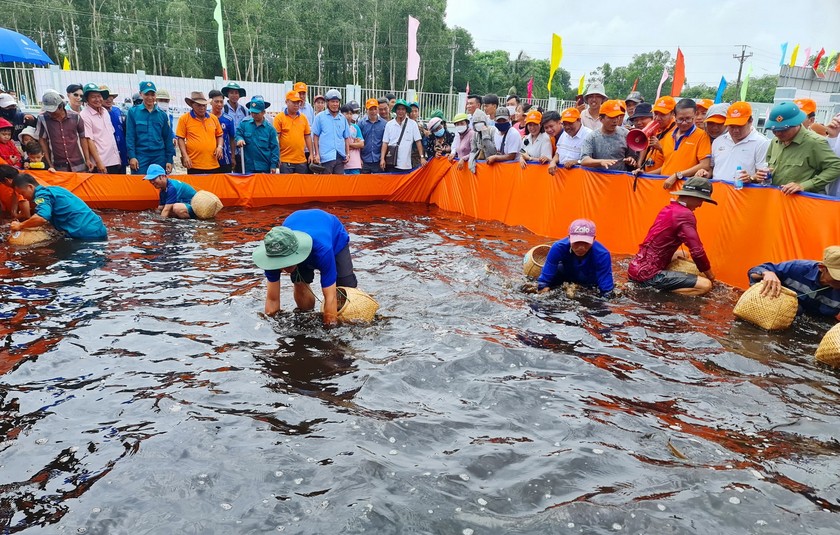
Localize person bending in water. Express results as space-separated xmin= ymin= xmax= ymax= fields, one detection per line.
xmin=537 ymin=218 xmax=614 ymax=296
xmin=252 ymin=208 xmax=358 ymax=325
xmin=747 ymin=246 xmax=840 ymax=321
xmin=11 ymin=173 xmax=107 ymax=241
xmin=628 ymin=177 xmax=716 ymax=296
xmin=143 ymin=164 xmax=197 ymax=219
xmin=0 ymin=165 xmax=30 ymax=220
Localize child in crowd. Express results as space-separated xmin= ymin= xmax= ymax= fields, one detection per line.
xmin=0 ymin=118 xmax=22 ymax=169
xmin=0 ymin=164 xmax=30 ymax=219
xmin=23 ymin=141 xmax=46 ymax=170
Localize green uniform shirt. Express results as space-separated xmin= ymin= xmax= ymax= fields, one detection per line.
xmin=767 ymin=127 xmax=840 ymax=192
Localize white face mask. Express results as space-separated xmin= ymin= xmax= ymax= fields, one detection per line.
xmin=157 ymin=101 xmax=169 ymax=111
xmin=351 ymin=113 xmax=359 ymax=122
xmin=474 ymin=122 xmax=487 ymax=132
xmin=455 ymin=125 xmax=468 ymax=134
xmin=507 ymin=105 xmax=517 ymax=117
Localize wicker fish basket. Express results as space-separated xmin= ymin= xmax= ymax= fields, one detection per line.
xmin=191 ymin=190 xmax=223 ymax=220
xmin=523 ymin=244 xmax=551 ymax=279
xmin=8 ymin=227 xmax=58 ymax=246
xmin=323 ymin=287 xmax=379 ymax=323
xmin=815 ymin=323 xmax=840 ymax=368
xmin=733 ymin=281 xmax=799 ymax=330
xmin=667 ymin=257 xmax=704 ymax=276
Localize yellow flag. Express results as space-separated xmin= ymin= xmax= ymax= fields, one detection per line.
xmin=789 ymin=44 xmax=799 ymax=67
xmin=62 ymin=56 xmax=71 ymax=70
xmin=578 ymin=74 xmax=585 ymax=95
xmin=547 ymin=34 xmax=563 ymax=92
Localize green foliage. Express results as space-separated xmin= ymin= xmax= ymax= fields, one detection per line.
xmin=589 ymin=51 xmax=675 ymax=102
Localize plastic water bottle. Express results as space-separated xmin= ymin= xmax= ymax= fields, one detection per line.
xmin=734 ymin=166 xmax=743 ymax=190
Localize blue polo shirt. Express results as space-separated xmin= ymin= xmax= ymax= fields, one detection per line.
xmin=32 ymin=185 xmax=107 ymax=241
xmin=300 ymin=102 xmax=315 ymax=126
xmin=311 ymin=111 xmax=352 ymax=163
xmin=217 ymin=113 xmax=234 ymax=167
xmin=748 ymin=260 xmax=840 ymax=318
xmin=537 ymin=237 xmax=614 ymax=294
xmin=235 ymin=117 xmax=279 ymax=173
xmin=159 ymin=178 xmax=196 ymax=206
xmin=358 ymin=115 xmax=387 ymax=163
xmin=223 ymin=102 xmax=248 ymax=132
xmin=126 ymin=104 xmax=175 ymax=172
xmin=264 ymin=209 xmax=350 ymax=287
xmin=109 ymin=106 xmax=128 ymax=167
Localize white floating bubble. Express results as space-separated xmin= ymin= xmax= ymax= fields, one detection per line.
xmin=275 ymin=471 xmax=283 ymax=477
xmin=389 ymin=437 xmax=396 ymax=443
xmin=220 ymin=503 xmax=232 ymax=510
xmin=462 ymin=529 xmax=474 ymax=535
xmin=91 ymin=508 xmax=101 ymax=513
xmin=612 ymin=523 xmax=622 ymax=530
xmin=477 ymin=498 xmax=487 ymax=506
xmin=657 ymin=504 xmax=666 ymax=511
xmin=35 ymin=438 xmax=48 ymax=445
xmin=294 ymin=478 xmax=303 ymax=485
xmin=459 ymin=474 xmax=470 ymax=481
xmin=755 ymin=520 xmax=767 ymax=526
xmin=729 ymin=497 xmax=741 ymax=505
xmin=567 ymin=523 xmax=575 ymax=528
xmin=389 ymin=449 xmax=398 ymax=455
xmin=592 ymin=448 xmax=604 ymax=454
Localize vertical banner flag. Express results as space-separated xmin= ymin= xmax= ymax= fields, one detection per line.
xmin=62 ymin=56 xmax=70 ymax=70
xmin=801 ymin=47 xmax=811 ymax=67
xmin=813 ymin=47 xmax=826 ymax=70
xmin=465 ymin=81 xmax=470 ymax=94
xmin=836 ymin=55 xmax=840 ymax=72
xmin=406 ymin=16 xmax=421 ymax=82
xmin=526 ymin=77 xmax=534 ymax=103
xmin=547 ymin=34 xmax=563 ymax=91
xmin=577 ymin=74 xmax=585 ymax=95
xmin=631 ymin=78 xmax=638 ymax=92
xmin=779 ymin=42 xmax=788 ymax=66
xmin=655 ymin=66 xmax=669 ymax=100
xmin=714 ymin=76 xmax=727 ymax=104
xmin=214 ymin=0 xmax=228 ymax=79
xmin=740 ymin=64 xmax=753 ymax=101
xmin=789 ymin=44 xmax=799 ymax=67
xmin=671 ymin=48 xmax=685 ymax=97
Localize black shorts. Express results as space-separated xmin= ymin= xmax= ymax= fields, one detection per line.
xmin=637 ymin=270 xmax=698 ymax=291
xmin=291 ymin=244 xmax=358 ymax=288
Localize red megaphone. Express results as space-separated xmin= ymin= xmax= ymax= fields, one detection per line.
xmin=626 ymin=121 xmax=661 ymax=152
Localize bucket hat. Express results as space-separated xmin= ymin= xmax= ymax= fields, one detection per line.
xmin=674 ymin=177 xmax=718 ymax=205
xmin=82 ymin=82 xmax=109 ymax=101
xmin=583 ymin=82 xmax=608 ymax=100
xmin=252 ymin=227 xmax=314 ymax=270
xmin=221 ymin=82 xmax=246 ymax=98
xmin=185 ymin=91 xmax=209 ymax=106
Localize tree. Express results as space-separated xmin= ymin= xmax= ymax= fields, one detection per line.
xmin=590 ymin=51 xmax=675 ymax=102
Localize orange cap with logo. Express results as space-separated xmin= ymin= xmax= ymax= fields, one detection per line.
xmin=524 ymin=110 xmax=543 ymax=125
xmin=365 ymin=98 xmax=379 ymax=110
xmin=724 ymin=101 xmax=752 ymax=126
xmin=599 ymin=100 xmax=624 ymax=118
xmin=696 ymin=99 xmax=713 ymax=111
xmin=285 ymin=90 xmax=303 ymax=102
xmin=561 ymin=107 xmax=581 ymax=122
xmin=293 ymin=82 xmax=307 ymax=93
xmin=653 ymin=96 xmax=676 ymax=114
xmin=793 ymin=98 xmax=816 ymax=115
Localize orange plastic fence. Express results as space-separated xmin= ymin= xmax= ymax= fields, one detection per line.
xmin=30 ymin=158 xmax=839 ymax=289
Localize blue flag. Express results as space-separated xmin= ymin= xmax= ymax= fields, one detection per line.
xmin=714 ymin=76 xmax=727 ymax=104
xmin=779 ymin=42 xmax=788 ymax=66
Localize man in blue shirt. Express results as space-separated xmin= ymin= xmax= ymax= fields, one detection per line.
xmin=235 ymin=99 xmax=279 ymax=174
xmin=125 ymin=81 xmax=174 ymax=174
xmin=101 ymin=85 xmax=128 ymax=169
xmin=143 ymin=164 xmax=197 ymax=219
xmin=537 ymin=219 xmax=614 ymax=295
xmin=11 ymin=173 xmax=107 ymax=241
xmin=311 ymin=89 xmax=352 ymax=174
xmin=358 ymin=97 xmax=387 ymax=174
xmin=748 ymin=246 xmax=840 ymax=320
xmin=252 ymin=209 xmax=358 ymax=325
xmin=209 ymin=89 xmax=235 ymax=172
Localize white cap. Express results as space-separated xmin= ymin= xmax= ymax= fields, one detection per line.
xmin=0 ymin=94 xmax=16 ymax=109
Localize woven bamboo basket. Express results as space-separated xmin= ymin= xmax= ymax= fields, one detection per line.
xmin=8 ymin=227 xmax=58 ymax=246
xmin=191 ymin=190 xmax=223 ymax=220
xmin=523 ymin=244 xmax=551 ymax=279
xmin=816 ymin=323 xmax=840 ymax=367
xmin=733 ymin=281 xmax=799 ymax=330
xmin=322 ymin=287 xmax=379 ymax=323
xmin=667 ymin=257 xmax=703 ymax=276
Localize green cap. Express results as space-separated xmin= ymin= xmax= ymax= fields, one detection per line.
xmin=393 ymin=99 xmax=410 ymax=111
xmin=430 ymin=109 xmax=445 ymax=120
xmin=221 ymin=82 xmax=246 ymax=98
xmin=82 ymin=82 xmax=109 ymax=101
xmin=765 ymin=101 xmax=806 ymax=131
xmin=252 ymin=227 xmax=313 ymax=270
xmin=674 ymin=177 xmax=718 ymax=205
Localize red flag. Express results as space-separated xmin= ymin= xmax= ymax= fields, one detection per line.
xmin=813 ymin=47 xmax=826 ymax=70
xmin=670 ymin=48 xmax=685 ymax=97
xmin=631 ymin=78 xmax=638 ymax=92
xmin=526 ymin=77 xmax=534 ymax=103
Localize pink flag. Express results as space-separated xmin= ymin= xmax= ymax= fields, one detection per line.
xmin=526 ymin=77 xmax=534 ymax=103
xmin=655 ymin=66 xmax=669 ymax=99
xmin=802 ymin=47 xmax=811 ymax=67
xmin=466 ymin=81 xmax=470 ymax=94
xmin=406 ymin=16 xmax=421 ymax=82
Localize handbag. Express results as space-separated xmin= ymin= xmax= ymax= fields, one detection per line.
xmin=385 ymin=119 xmax=408 ymax=168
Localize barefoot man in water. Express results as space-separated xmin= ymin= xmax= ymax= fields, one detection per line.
xmin=252 ymin=209 xmax=358 ymax=325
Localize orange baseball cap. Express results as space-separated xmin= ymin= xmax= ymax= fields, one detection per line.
xmin=724 ymin=101 xmax=752 ymax=126
xmin=524 ymin=110 xmax=542 ymax=125
xmin=653 ymin=96 xmax=676 ymax=114
xmin=793 ymin=98 xmax=816 ymax=115
xmin=696 ymin=98 xmax=713 ymax=111
xmin=293 ymin=82 xmax=307 ymax=93
xmin=365 ymin=98 xmax=379 ymax=110
xmin=285 ymin=90 xmax=302 ymax=102
xmin=618 ymin=100 xmax=627 ymax=112
xmin=561 ymin=107 xmax=581 ymax=122
xmin=599 ymin=100 xmax=624 ymax=118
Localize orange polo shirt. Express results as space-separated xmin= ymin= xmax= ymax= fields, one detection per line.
xmin=660 ymin=124 xmax=711 ymax=176
xmin=176 ymin=111 xmax=223 ymax=170
xmin=643 ymin=120 xmax=675 ymax=173
xmin=273 ymin=110 xmax=311 ymax=164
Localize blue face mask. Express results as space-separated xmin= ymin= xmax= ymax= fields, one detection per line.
xmin=434 ymin=128 xmax=445 ymax=137
xmin=496 ymin=122 xmax=511 ymax=132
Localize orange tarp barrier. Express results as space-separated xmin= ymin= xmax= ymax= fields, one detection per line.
xmin=30 ymin=160 xmax=840 ymax=289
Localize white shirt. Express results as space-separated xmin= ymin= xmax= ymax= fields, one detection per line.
xmin=556 ymin=125 xmax=592 ymax=164
xmin=382 ymin=118 xmax=422 ymax=170
xmin=521 ymin=132 xmax=552 ymax=160
xmin=580 ymin=109 xmax=602 ymax=131
xmin=710 ymin=128 xmax=770 ymax=182
xmin=827 ymin=136 xmax=840 ymax=197
xmin=493 ymin=127 xmax=522 ymax=155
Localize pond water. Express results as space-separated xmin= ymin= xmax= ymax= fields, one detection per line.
xmin=1 ymin=202 xmax=839 ymax=534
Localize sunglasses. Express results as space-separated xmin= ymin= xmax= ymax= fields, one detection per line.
xmin=72 ymin=93 xmax=83 ymax=97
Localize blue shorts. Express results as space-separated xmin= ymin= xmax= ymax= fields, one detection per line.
xmin=184 ymin=203 xmax=196 ymax=219
xmin=637 ymin=270 xmax=697 ymax=291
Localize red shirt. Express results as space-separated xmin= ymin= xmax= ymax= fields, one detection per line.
xmin=628 ymin=201 xmax=711 ymax=282
xmin=0 ymin=140 xmax=22 ymax=169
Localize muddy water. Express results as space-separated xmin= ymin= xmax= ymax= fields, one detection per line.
xmin=1 ymin=202 xmax=838 ymax=534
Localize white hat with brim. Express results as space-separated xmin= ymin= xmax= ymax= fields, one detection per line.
xmin=252 ymin=227 xmax=314 ymax=270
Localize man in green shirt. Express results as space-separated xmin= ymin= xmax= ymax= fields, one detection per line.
xmin=760 ymin=101 xmax=840 ymax=194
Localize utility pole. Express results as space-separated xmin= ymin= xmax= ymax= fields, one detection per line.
xmin=733 ymin=45 xmax=753 ymax=99
xmin=448 ymin=35 xmax=458 ymax=118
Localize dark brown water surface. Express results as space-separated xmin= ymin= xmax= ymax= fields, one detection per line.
xmin=1 ymin=202 xmax=839 ymax=534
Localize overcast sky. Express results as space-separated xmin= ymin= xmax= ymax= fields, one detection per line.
xmin=446 ymin=0 xmax=840 ymax=89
